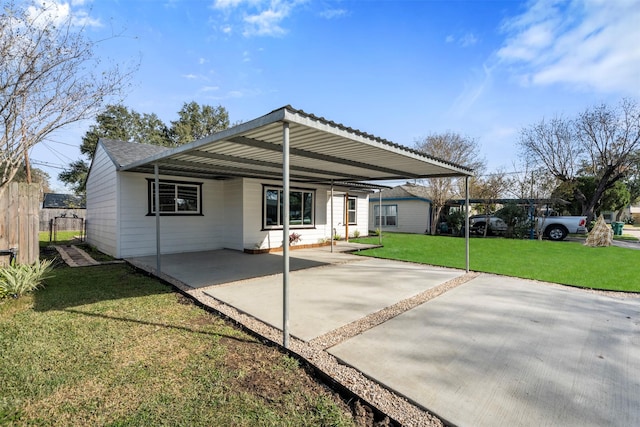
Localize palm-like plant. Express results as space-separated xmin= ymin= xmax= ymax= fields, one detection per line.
xmin=0 ymin=260 xmax=54 ymax=299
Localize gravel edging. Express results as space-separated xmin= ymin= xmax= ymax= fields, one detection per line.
xmin=128 ymin=257 xmax=447 ymax=427
xmin=310 ymin=272 xmax=480 ymax=349
xmin=185 ymin=287 xmax=445 ymax=427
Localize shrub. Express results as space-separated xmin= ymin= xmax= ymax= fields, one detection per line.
xmin=0 ymin=259 xmax=53 ymax=299
xmin=353 ymin=230 xmax=361 ymax=238
xmin=289 ymin=232 xmax=302 ymax=245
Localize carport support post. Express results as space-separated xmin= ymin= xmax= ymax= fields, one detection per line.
xmin=282 ymin=122 xmax=290 ymax=349
xmin=378 ymin=190 xmax=382 ymax=245
xmin=154 ymin=163 xmax=161 ymax=275
xmin=465 ymin=175 xmax=470 ymax=273
xmin=330 ymin=182 xmax=334 ymax=253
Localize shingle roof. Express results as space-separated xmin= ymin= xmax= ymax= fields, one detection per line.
xmin=378 ymin=184 xmax=431 ymax=201
xmin=42 ymin=193 xmax=86 ymax=208
xmin=100 ymin=139 xmax=170 ymax=168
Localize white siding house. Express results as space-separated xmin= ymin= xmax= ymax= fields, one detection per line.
xmin=86 ymin=139 xmax=370 ymax=258
xmin=369 ymin=184 xmax=432 ymax=234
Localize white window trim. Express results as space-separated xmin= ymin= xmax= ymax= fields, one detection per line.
xmin=147 ymin=179 xmax=202 ymax=216
xmin=374 ymin=204 xmax=398 ymax=227
xmin=263 ymin=186 xmax=315 ymax=229
xmin=346 ymin=196 xmax=357 ymax=225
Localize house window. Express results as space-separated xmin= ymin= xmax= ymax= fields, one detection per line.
xmin=345 ymin=196 xmax=357 ymax=225
xmin=147 ymin=179 xmax=202 ymax=215
xmin=264 ymin=186 xmax=315 ymax=229
xmin=374 ymin=204 xmax=397 ymax=226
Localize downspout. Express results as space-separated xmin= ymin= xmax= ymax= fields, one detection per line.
xmin=282 ymin=122 xmax=290 ymax=349
xmin=154 ymin=163 xmax=161 ymax=275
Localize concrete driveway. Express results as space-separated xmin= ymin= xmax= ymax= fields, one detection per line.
xmin=128 ymin=247 xmax=640 ymax=427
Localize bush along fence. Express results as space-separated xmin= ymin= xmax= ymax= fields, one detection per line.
xmin=0 ymin=183 xmax=40 ymax=266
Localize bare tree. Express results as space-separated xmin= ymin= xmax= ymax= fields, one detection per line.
xmin=507 ymin=162 xmax=557 ymax=201
xmin=471 ymin=169 xmax=510 ymax=236
xmin=414 ymin=132 xmax=485 ymax=234
xmin=0 ymin=1 xmax=134 ymax=194
xmin=519 ymin=99 xmax=640 ymax=223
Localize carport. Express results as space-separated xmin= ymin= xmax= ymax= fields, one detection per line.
xmin=120 ymin=105 xmax=474 ymax=347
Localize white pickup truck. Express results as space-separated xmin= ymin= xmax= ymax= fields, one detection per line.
xmin=470 ymin=214 xmax=588 ymax=241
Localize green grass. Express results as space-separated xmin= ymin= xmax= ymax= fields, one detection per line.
xmin=39 ymin=230 xmax=81 ymax=246
xmin=0 ymin=264 xmax=355 ymax=426
xmin=355 ymin=233 xmax=639 ymax=292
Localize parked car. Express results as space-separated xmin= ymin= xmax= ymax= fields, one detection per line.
xmin=469 ymin=214 xmax=507 ymax=236
xmin=469 ymin=213 xmax=587 ymax=241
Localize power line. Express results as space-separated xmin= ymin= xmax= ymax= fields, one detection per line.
xmin=31 ymin=159 xmax=66 ymax=170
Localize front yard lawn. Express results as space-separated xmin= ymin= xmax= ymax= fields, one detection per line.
xmin=354 ymin=233 xmax=639 ymax=292
xmin=0 ymin=264 xmax=356 ymax=426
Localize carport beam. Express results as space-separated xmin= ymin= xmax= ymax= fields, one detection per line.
xmin=282 ymin=122 xmax=290 ymax=349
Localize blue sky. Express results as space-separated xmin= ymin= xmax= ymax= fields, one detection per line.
xmin=29 ymin=0 xmax=640 ymax=191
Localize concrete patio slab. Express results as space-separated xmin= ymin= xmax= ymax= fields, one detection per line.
xmin=329 ymin=274 xmax=640 ymax=427
xmin=204 ymin=258 xmax=463 ymax=341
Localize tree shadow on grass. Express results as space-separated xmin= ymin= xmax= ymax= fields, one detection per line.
xmin=33 ymin=263 xmax=170 ymax=312
xmin=32 ymin=263 xmax=257 ymax=344
xmin=62 ymin=308 xmax=256 ymax=344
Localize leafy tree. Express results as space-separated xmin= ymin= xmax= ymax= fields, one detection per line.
xmin=519 ymin=99 xmax=640 ymax=223
xmin=469 ymin=169 xmax=511 ymax=236
xmin=414 ymin=132 xmax=485 ymax=235
xmin=58 ymin=159 xmax=89 ymax=195
xmin=0 ymin=1 xmax=133 ymax=195
xmin=170 ymin=101 xmax=230 ymax=145
xmin=624 ymin=150 xmax=640 ymax=205
xmin=552 ymin=176 xmax=631 ymax=219
xmin=495 ymin=203 xmax=530 ymax=239
xmin=60 ymin=102 xmax=230 ymax=195
xmin=58 ymin=104 xmax=164 ymax=193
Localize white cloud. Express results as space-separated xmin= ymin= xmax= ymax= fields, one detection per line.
xmin=497 ymin=0 xmax=640 ymax=95
xmin=445 ymin=32 xmax=479 ymax=47
xmin=460 ymin=32 xmax=478 ymax=47
xmin=243 ymin=7 xmax=288 ymax=37
xmin=319 ymin=8 xmax=348 ymax=19
xmin=26 ymin=0 xmax=101 ymax=28
xmin=211 ymin=0 xmax=305 ymax=37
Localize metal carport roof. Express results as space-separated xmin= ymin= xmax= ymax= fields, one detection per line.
xmin=120 ymin=105 xmax=473 ymax=183
xmin=118 ymin=105 xmax=474 ymax=348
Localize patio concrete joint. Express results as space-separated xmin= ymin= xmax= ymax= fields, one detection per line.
xmin=311 ymin=271 xmax=481 ymax=350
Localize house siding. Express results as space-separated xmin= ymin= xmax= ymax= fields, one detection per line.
xmin=223 ymin=178 xmax=244 ymax=250
xmin=116 ymin=173 xmax=225 ymax=258
xmin=86 ymin=144 xmax=118 ymax=256
xmin=242 ymin=179 xmax=335 ymax=250
xmin=369 ymin=199 xmax=431 ymax=234
xmin=330 ymin=191 xmax=369 ymax=239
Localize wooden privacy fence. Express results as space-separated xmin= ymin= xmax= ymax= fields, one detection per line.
xmin=0 ymin=183 xmax=40 ymax=266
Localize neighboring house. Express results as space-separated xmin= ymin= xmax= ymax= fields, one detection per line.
xmin=629 ymin=203 xmax=640 ymax=223
xmin=369 ymin=183 xmax=432 ymax=234
xmin=85 ymin=106 xmax=472 ymax=259
xmin=40 ymin=193 xmax=86 ymax=232
xmin=42 ymin=193 xmax=86 ymax=209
